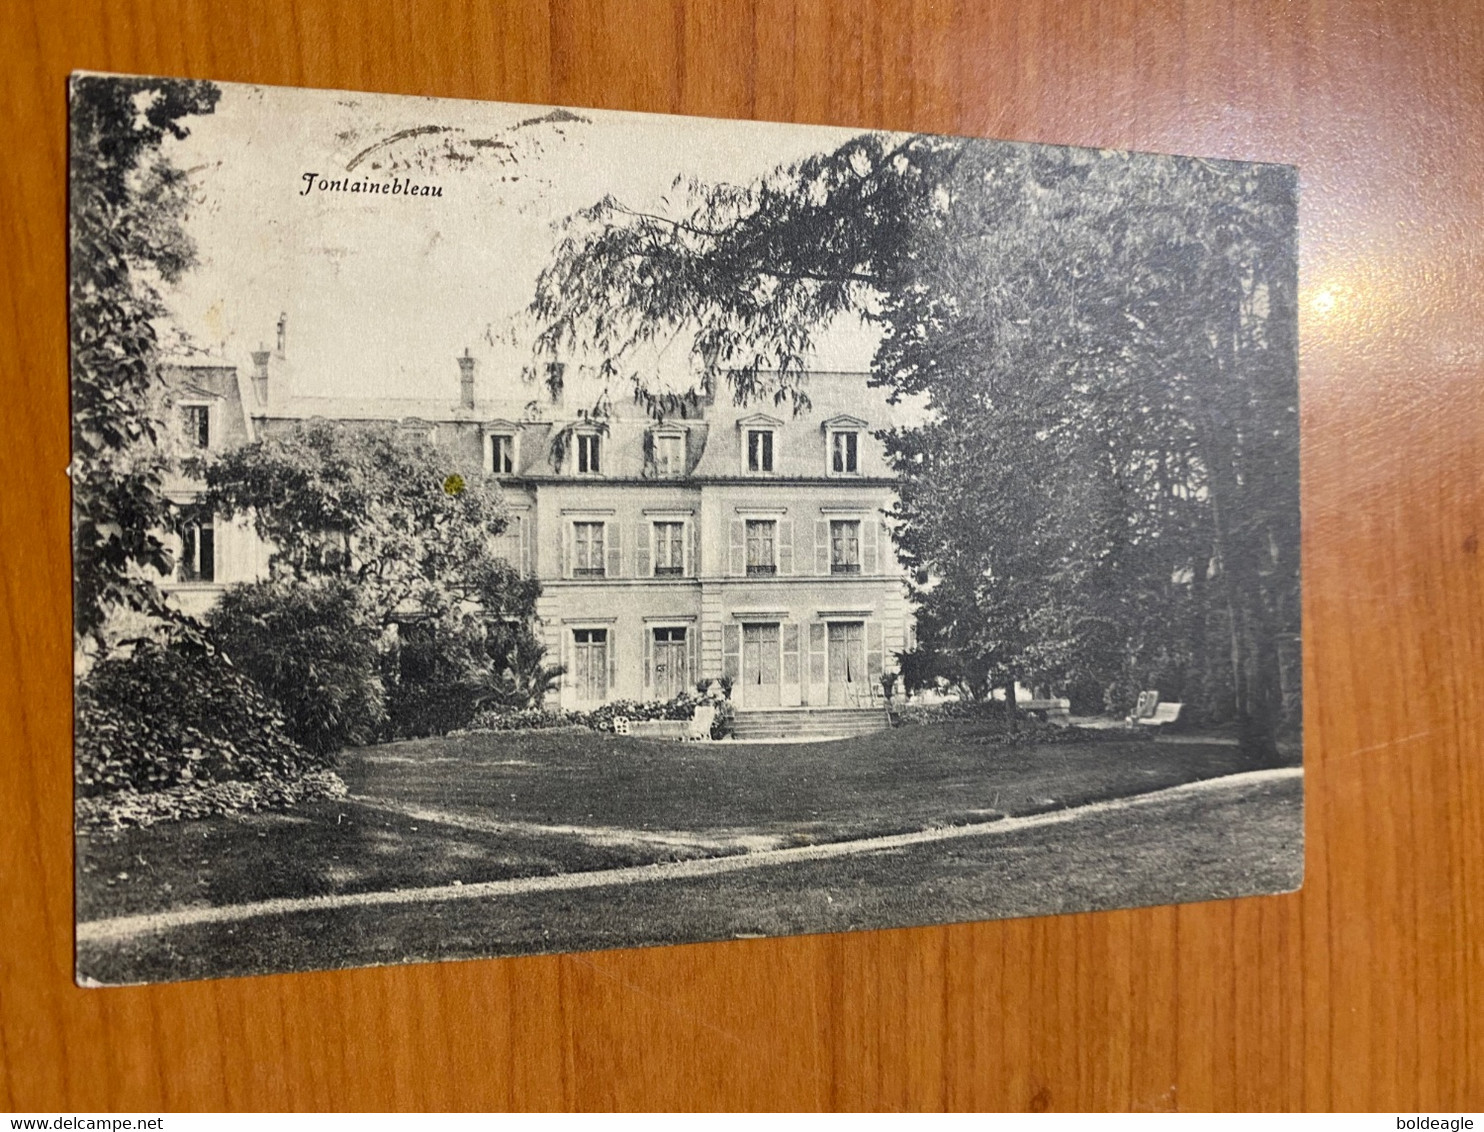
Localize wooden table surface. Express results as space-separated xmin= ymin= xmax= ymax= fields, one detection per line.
xmin=3 ymin=0 xmax=1481 ymax=1112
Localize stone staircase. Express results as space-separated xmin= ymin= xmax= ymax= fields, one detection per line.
xmin=730 ymin=706 xmax=889 ymax=740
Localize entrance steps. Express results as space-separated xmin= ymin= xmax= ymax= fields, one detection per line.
xmin=730 ymin=706 xmax=888 ymax=740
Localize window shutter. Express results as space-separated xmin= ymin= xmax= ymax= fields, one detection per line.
xmin=867 ymin=622 xmax=884 ymax=680
xmin=809 ymin=622 xmax=827 ymax=685
xmin=607 ymin=522 xmax=622 ymax=577
xmin=561 ymin=522 xmax=572 ymax=578
xmin=643 ymin=628 xmax=652 ymax=691
xmin=815 ymin=520 xmax=830 ymax=575
xmin=688 ymin=631 xmax=698 ymax=687
xmin=690 ymin=519 xmax=701 ymax=577
xmin=778 ymin=520 xmax=794 ymax=575
xmin=864 ymin=519 xmax=879 ymax=575
xmin=560 ymin=631 xmax=570 ymax=696
xmin=723 ymin=623 xmax=741 ymax=680
xmin=730 ymin=520 xmax=745 ymax=576
xmin=634 ymin=521 xmax=651 ymax=577
xmin=607 ymin=631 xmax=617 ymax=694
xmin=782 ymin=622 xmax=800 ymax=684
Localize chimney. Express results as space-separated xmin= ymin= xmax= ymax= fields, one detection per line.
xmin=275 ymin=312 xmax=287 ymax=358
xmin=250 ymin=345 xmax=271 ymax=406
xmin=458 ymin=348 xmax=476 ymax=409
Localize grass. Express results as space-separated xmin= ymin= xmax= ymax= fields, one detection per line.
xmin=76 ymin=773 xmax=1303 ymax=985
xmin=78 ymin=722 xmax=1290 ymax=926
xmin=336 ymin=723 xmax=1286 ymax=837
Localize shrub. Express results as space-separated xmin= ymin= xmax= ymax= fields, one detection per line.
xmin=209 ymin=578 xmax=386 ymax=754
xmin=384 ymin=615 xmax=484 ymax=739
xmin=892 ymin=700 xmax=1101 ymax=745
xmin=696 ymin=673 xmax=734 ymax=699
xmin=465 ymin=690 xmax=735 ymax=739
xmin=388 ymin=618 xmax=565 ymax=740
xmin=76 ymin=770 xmax=348 ymax=831
xmin=75 ymin=636 xmax=326 ymax=799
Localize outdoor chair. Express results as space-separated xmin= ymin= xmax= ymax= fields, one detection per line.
xmin=688 ymin=704 xmax=716 ymax=740
xmin=1125 ymin=690 xmax=1160 ymax=723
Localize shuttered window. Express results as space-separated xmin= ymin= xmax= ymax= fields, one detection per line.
xmin=746 ymin=520 xmax=776 ymax=574
xmin=573 ymin=522 xmax=605 ymax=576
xmin=654 ymin=521 xmax=685 ymax=575
xmin=830 ymin=520 xmax=861 ymax=573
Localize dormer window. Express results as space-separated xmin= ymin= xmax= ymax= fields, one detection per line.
xmin=487 ymin=433 xmax=516 ymax=474
xmin=651 ymin=429 xmax=685 ymax=477
xmin=483 ymin=421 xmax=522 ymax=475
xmin=822 ymin=415 xmax=869 ymax=477
xmin=747 ymin=429 xmax=774 ymax=473
xmin=831 ymin=430 xmax=858 ymax=474
xmin=737 ymin=413 xmax=783 ymax=476
xmin=180 ymin=403 xmax=211 ymax=450
xmin=576 ymin=433 xmax=601 ymax=475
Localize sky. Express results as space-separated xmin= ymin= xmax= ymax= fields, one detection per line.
xmin=159 ymin=80 xmax=882 ymax=402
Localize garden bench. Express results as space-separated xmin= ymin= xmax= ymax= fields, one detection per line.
xmin=1023 ymin=697 xmax=1072 ymax=724
xmin=1134 ymin=702 xmax=1183 ymax=727
xmin=611 ymin=707 xmax=716 ymax=741
xmin=620 ymin=718 xmax=691 ymax=740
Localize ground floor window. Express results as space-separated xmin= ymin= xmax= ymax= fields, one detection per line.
xmin=651 ymin=626 xmax=689 ymax=699
xmin=572 ymin=628 xmax=608 ymax=702
xmin=827 ymin=620 xmax=865 ymax=705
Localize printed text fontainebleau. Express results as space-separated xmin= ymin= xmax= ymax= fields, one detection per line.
xmin=300 ymin=172 xmax=443 ymax=197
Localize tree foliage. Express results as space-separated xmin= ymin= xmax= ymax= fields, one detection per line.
xmin=203 ymin=420 xmax=545 ymax=739
xmin=529 ymin=133 xmax=1299 ymax=758
xmin=69 ymin=74 xmax=220 ymax=645
xmin=208 ymin=579 xmax=388 ymax=754
xmin=202 ymin=420 xmax=537 ymax=626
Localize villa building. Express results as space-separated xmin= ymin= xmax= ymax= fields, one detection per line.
xmin=160 ymin=325 xmax=919 ymax=716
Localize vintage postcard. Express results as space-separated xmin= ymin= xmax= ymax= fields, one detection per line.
xmin=69 ymin=73 xmax=1301 ymax=985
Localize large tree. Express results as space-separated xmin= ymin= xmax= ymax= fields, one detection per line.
xmin=203 ymin=420 xmax=534 ymax=625
xmin=530 ymin=133 xmax=1298 ymax=758
xmin=202 ymin=421 xmax=544 ymax=737
xmin=69 ymin=74 xmax=220 ymax=649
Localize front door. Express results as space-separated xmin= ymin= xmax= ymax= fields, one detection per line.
xmin=573 ymin=628 xmax=608 ymax=704
xmin=741 ymin=622 xmax=781 ymax=708
xmin=827 ymin=621 xmax=865 ymax=705
xmin=652 ymin=627 xmax=688 ymax=700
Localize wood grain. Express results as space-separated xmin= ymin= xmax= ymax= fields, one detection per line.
xmin=2 ymin=0 xmax=1481 ymax=1112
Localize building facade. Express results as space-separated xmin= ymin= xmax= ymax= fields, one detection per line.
xmin=160 ymin=335 xmax=918 ymax=714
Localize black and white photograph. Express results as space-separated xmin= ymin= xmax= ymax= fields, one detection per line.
xmin=69 ymin=72 xmax=1301 ymax=986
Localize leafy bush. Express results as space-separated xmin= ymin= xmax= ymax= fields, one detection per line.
xmin=465 ymin=691 xmax=735 ymax=740
xmin=696 ymin=673 xmax=734 ymax=699
xmin=75 ymin=636 xmax=325 ymax=798
xmin=76 ymin=770 xmax=347 ymax=831
xmin=892 ymin=700 xmax=1101 ymax=744
xmin=209 ymin=578 xmax=387 ymax=754
xmin=478 ymin=622 xmax=566 ymax=711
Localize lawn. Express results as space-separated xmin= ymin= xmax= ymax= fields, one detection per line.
xmin=77 ymin=722 xmax=1293 ymax=928
xmin=76 ymin=772 xmax=1303 ymax=985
